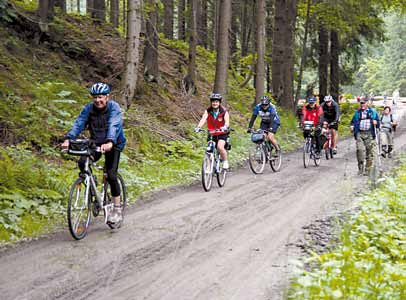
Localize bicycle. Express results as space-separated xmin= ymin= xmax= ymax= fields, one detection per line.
xmin=65 ymin=139 xmax=127 ymax=240
xmin=248 ymin=129 xmax=282 ymax=174
xmin=302 ymin=121 xmax=321 ymax=168
xmin=198 ymin=129 xmax=229 ymax=192
xmin=323 ymin=122 xmax=334 ymax=160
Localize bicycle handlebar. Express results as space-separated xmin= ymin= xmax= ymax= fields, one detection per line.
xmin=196 ymin=128 xmax=233 ymax=134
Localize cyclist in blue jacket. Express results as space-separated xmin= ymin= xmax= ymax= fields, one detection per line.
xmin=61 ymin=82 xmax=126 ymax=224
xmin=247 ymin=96 xmax=281 ymax=155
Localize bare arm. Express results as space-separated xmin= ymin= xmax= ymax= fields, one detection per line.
xmin=224 ymin=111 xmax=230 ymax=128
xmin=196 ymin=110 xmax=209 ymax=129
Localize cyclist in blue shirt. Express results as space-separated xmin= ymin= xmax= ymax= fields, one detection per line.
xmin=61 ymin=82 xmax=126 ymax=224
xmin=247 ymin=96 xmax=281 ymax=155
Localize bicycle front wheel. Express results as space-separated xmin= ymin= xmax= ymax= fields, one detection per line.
xmin=202 ymin=153 xmax=214 ymax=192
xmin=105 ymin=174 xmax=127 ymax=229
xmin=67 ymin=177 xmax=91 ymax=240
xmin=249 ymin=144 xmax=266 ymax=174
xmin=314 ymin=146 xmax=321 ymax=166
xmin=269 ymin=146 xmax=282 ymax=172
xmin=303 ymin=139 xmax=311 ymax=168
xmin=217 ymin=159 xmax=227 ymax=187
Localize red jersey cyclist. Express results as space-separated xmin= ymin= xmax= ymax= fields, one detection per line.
xmin=195 ymin=93 xmax=230 ymax=169
xmin=302 ymin=96 xmax=325 ymax=157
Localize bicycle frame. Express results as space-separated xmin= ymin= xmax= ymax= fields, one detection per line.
xmin=199 ymin=129 xmax=228 ymax=191
xmin=81 ymin=156 xmax=114 ymax=224
xmin=205 ymin=137 xmax=222 ymax=174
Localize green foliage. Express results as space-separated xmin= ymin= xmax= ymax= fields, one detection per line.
xmin=289 ymin=163 xmax=406 ymax=299
xmin=0 ymin=146 xmax=70 ymax=240
xmin=0 ymin=0 xmax=17 ymax=23
xmin=351 ymin=12 xmax=406 ymax=95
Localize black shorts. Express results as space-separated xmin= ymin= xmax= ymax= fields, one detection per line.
xmin=326 ymin=121 xmax=339 ymax=130
xmin=208 ymin=133 xmax=228 ymax=143
xmin=260 ymin=122 xmax=278 ymax=134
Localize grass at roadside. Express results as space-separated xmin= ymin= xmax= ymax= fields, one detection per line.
xmin=288 ymin=157 xmax=406 ymax=299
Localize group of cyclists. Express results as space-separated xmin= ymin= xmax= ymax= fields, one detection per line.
xmin=61 ymin=82 xmax=399 ymax=225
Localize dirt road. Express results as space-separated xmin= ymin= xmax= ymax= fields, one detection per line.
xmin=1 ymin=102 xmax=405 ymax=300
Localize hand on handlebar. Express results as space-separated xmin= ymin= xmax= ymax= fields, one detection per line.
xmin=100 ymin=142 xmax=113 ymax=153
xmin=194 ymin=127 xmax=201 ymax=133
xmin=61 ymin=139 xmax=69 ymax=150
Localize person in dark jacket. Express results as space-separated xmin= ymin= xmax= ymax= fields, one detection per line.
xmin=350 ymin=96 xmax=380 ymax=175
xmin=62 ymin=82 xmax=126 ymax=224
xmin=247 ymin=96 xmax=281 ymax=156
xmin=321 ymin=95 xmax=340 ymax=154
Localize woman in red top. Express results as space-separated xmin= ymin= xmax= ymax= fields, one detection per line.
xmin=195 ymin=93 xmax=230 ymax=169
xmin=302 ymin=97 xmax=325 ymax=156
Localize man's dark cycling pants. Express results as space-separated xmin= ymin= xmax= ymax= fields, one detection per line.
xmin=78 ymin=148 xmax=122 ymax=197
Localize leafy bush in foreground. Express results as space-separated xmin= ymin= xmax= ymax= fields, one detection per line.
xmin=289 ymin=164 xmax=406 ymax=299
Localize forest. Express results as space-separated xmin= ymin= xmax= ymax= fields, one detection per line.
xmin=0 ymin=0 xmax=406 ymax=297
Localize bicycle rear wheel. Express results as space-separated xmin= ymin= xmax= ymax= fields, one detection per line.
xmin=105 ymin=174 xmax=127 ymax=229
xmin=303 ymin=139 xmax=311 ymax=168
xmin=249 ymin=144 xmax=266 ymax=174
xmin=202 ymin=153 xmax=214 ymax=191
xmin=269 ymin=146 xmax=282 ymax=172
xmin=67 ymin=177 xmax=91 ymax=240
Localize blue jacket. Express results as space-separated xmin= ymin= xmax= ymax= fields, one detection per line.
xmin=248 ymin=103 xmax=281 ymax=130
xmin=65 ymin=100 xmax=126 ymax=151
xmin=350 ymin=107 xmax=380 ymax=139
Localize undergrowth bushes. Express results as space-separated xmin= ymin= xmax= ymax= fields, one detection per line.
xmin=289 ymin=159 xmax=406 ymax=299
xmin=0 ymin=146 xmax=72 ymax=240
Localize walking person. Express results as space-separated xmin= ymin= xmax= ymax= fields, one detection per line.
xmin=350 ymin=97 xmax=380 ymax=175
xmin=379 ymin=106 xmax=398 ymax=158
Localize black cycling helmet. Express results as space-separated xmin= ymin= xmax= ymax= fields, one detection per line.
xmin=210 ymin=93 xmax=222 ymax=102
xmin=260 ymin=96 xmax=270 ymax=106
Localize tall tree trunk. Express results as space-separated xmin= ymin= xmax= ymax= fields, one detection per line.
xmin=110 ymin=0 xmax=119 ymax=27
xmin=122 ymin=0 xmax=142 ymax=108
xmin=214 ymin=0 xmax=221 ymax=50
xmin=93 ymin=0 xmax=106 ymax=22
xmin=163 ymin=0 xmax=173 ymax=39
xmin=197 ymin=0 xmax=208 ymax=47
xmin=330 ymin=30 xmax=339 ymax=101
xmin=265 ymin=0 xmax=274 ymax=93
xmin=122 ymin=0 xmax=127 ymax=36
xmin=55 ymin=0 xmax=66 ymax=13
xmin=143 ymin=0 xmax=159 ymax=81
xmin=177 ymin=0 xmax=186 ymax=40
xmin=255 ymin=0 xmax=266 ymax=104
xmin=230 ymin=0 xmax=239 ymax=69
xmin=87 ymin=0 xmax=94 ymax=17
xmin=266 ymin=62 xmax=271 ymax=93
xmin=185 ymin=0 xmax=198 ymax=93
xmin=213 ymin=0 xmax=231 ymax=103
xmin=318 ymin=24 xmax=329 ymax=103
xmin=294 ymin=0 xmax=311 ymax=104
xmin=272 ymin=0 xmax=298 ymax=111
xmin=77 ymin=0 xmax=80 ymax=13
xmin=38 ymin=0 xmax=54 ymax=31
xmin=240 ymin=0 xmax=252 ymax=58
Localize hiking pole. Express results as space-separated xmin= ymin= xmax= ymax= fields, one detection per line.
xmin=374 ymin=125 xmax=382 ymax=173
